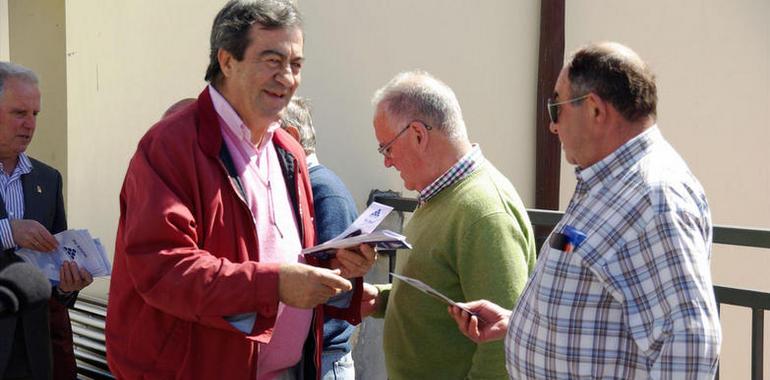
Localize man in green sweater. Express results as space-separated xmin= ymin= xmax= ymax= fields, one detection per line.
xmin=361 ymin=70 xmax=537 ymax=379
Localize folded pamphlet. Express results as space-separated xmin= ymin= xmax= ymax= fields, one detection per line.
xmin=302 ymin=201 xmax=412 ymax=258
xmin=390 ymin=272 xmax=485 ymax=322
xmin=16 ymin=229 xmax=112 ymax=285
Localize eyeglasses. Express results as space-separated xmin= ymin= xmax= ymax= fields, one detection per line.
xmin=547 ymin=94 xmax=589 ymax=124
xmin=377 ymin=120 xmax=432 ymax=158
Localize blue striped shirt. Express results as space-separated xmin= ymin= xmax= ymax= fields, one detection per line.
xmin=506 ymin=127 xmax=721 ymax=379
xmin=0 ymin=153 xmax=33 ymax=250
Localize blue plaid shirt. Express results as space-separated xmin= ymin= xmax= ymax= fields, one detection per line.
xmin=419 ymin=144 xmax=483 ymax=205
xmin=506 ymin=127 xmax=721 ymax=379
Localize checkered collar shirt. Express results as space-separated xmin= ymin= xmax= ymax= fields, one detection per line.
xmin=505 ymin=126 xmax=721 ymax=379
xmin=418 ymin=144 xmax=483 ymax=205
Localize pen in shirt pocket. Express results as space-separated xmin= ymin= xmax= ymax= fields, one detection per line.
xmin=548 ymin=225 xmax=587 ymax=253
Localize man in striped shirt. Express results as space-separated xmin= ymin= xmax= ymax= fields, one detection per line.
xmin=450 ymin=42 xmax=721 ymax=379
xmin=0 ymin=61 xmax=93 ymax=380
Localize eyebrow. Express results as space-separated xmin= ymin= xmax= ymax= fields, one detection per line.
xmin=552 ymin=91 xmax=560 ymax=100
xmin=259 ymin=49 xmax=304 ymax=62
xmin=259 ymin=49 xmax=286 ymax=59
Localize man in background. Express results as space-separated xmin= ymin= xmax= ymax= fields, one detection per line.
xmin=281 ymin=96 xmax=358 ymax=380
xmin=451 ymin=42 xmax=721 ymax=379
xmin=362 ymin=70 xmax=537 ymax=379
xmin=0 ymin=61 xmax=93 ymax=380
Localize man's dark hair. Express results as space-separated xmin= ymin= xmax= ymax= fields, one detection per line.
xmin=567 ymin=43 xmax=657 ymax=122
xmin=204 ymin=0 xmax=303 ymax=84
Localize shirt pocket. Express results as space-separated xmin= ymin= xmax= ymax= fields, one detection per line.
xmin=534 ymin=245 xmax=597 ymax=323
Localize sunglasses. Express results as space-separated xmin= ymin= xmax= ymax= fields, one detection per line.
xmin=547 ymin=94 xmax=589 ymax=124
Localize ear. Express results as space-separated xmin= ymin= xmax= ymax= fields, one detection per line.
xmin=413 ymin=121 xmax=430 ymax=151
xmin=218 ymin=48 xmax=234 ymax=78
xmin=285 ymin=125 xmax=301 ymax=143
xmin=588 ymin=93 xmax=608 ymax=124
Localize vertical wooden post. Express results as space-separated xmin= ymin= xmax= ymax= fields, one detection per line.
xmin=534 ymin=0 xmax=566 ymax=249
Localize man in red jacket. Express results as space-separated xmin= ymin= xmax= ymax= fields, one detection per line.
xmin=105 ymin=1 xmax=374 ymax=379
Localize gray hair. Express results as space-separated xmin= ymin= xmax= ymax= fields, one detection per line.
xmin=280 ymin=96 xmax=316 ymax=155
xmin=205 ymin=0 xmax=303 ymax=84
xmin=0 ymin=62 xmax=39 ymax=98
xmin=371 ymin=70 xmax=467 ymax=141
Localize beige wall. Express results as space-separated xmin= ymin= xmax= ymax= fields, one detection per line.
xmin=560 ymin=1 xmax=770 ymax=378
xmin=0 ymin=0 xmax=8 ymax=60
xmin=64 ymin=0 xmax=225 ymax=295
xmin=298 ymin=1 xmax=539 ymax=209
xmin=8 ymin=0 xmax=67 ymax=182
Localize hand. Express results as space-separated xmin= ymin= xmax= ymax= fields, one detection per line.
xmin=330 ymin=244 xmax=377 ymax=278
xmin=448 ymin=300 xmax=512 ymax=344
xmin=279 ymin=263 xmax=352 ymax=309
xmin=360 ymin=282 xmax=380 ymax=318
xmin=58 ymin=261 xmax=93 ymax=293
xmin=10 ymin=219 xmax=58 ymax=252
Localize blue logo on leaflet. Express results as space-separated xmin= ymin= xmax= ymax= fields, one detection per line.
xmin=63 ymin=247 xmax=77 ymax=260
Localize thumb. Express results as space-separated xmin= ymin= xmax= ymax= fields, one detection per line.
xmin=318 ymin=269 xmax=352 ymax=292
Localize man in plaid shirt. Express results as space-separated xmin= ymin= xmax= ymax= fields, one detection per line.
xmin=450 ymin=42 xmax=721 ymax=379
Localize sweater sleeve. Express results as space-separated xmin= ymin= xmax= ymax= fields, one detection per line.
xmin=457 ymin=211 xmax=532 ymax=379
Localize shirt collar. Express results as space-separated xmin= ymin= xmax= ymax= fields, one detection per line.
xmin=0 ymin=153 xmax=33 ymax=178
xmin=418 ymin=144 xmax=484 ymax=205
xmin=575 ymin=125 xmax=661 ymax=192
xmin=306 ymin=153 xmax=320 ymax=168
xmin=208 ymin=84 xmax=279 ymax=152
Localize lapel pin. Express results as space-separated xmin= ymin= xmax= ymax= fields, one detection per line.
xmin=36 ymin=185 xmax=43 ymax=193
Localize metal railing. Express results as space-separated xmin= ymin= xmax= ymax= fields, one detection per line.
xmin=70 ymin=194 xmax=769 ymax=379
xmin=371 ymin=193 xmax=770 ymax=380
xmin=70 ymin=294 xmax=113 ymax=379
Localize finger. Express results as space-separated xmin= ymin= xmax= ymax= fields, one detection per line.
xmin=336 ymin=252 xmax=370 ymax=277
xmin=60 ymin=262 xmax=74 ymax=286
xmin=317 ymin=270 xmax=352 ymax=292
xmin=79 ymin=266 xmax=93 ymax=285
xmin=449 ymin=306 xmax=470 ymax=333
xmin=37 ymin=230 xmax=58 ymax=251
xmin=468 ymin=315 xmax=481 ymax=342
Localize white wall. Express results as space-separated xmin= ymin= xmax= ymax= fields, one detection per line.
xmin=0 ymin=0 xmax=8 ymax=60
xmin=561 ymin=1 xmax=770 ymax=378
xmin=64 ymin=0 xmax=225 ymax=295
xmin=299 ymin=1 xmax=540 ymax=209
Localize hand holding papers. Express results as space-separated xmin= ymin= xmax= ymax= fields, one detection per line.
xmin=390 ymin=272 xmax=486 ymax=323
xmin=302 ymin=202 xmax=412 ymax=259
xmin=16 ymin=229 xmax=112 ymax=285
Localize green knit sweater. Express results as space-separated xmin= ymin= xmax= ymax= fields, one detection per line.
xmin=374 ymin=163 xmax=536 ymax=379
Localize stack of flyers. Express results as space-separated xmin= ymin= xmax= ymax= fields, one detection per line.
xmin=16 ymin=229 xmax=112 ymax=285
xmin=301 ymin=202 xmax=412 ymax=258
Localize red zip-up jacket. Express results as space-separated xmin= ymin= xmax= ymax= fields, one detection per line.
xmin=106 ymin=88 xmax=359 ymax=379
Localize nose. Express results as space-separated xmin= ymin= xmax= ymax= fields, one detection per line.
xmin=274 ymin=64 xmax=297 ymax=89
xmin=24 ymin=114 xmax=36 ymax=131
xmin=383 ymin=155 xmax=393 ymax=168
